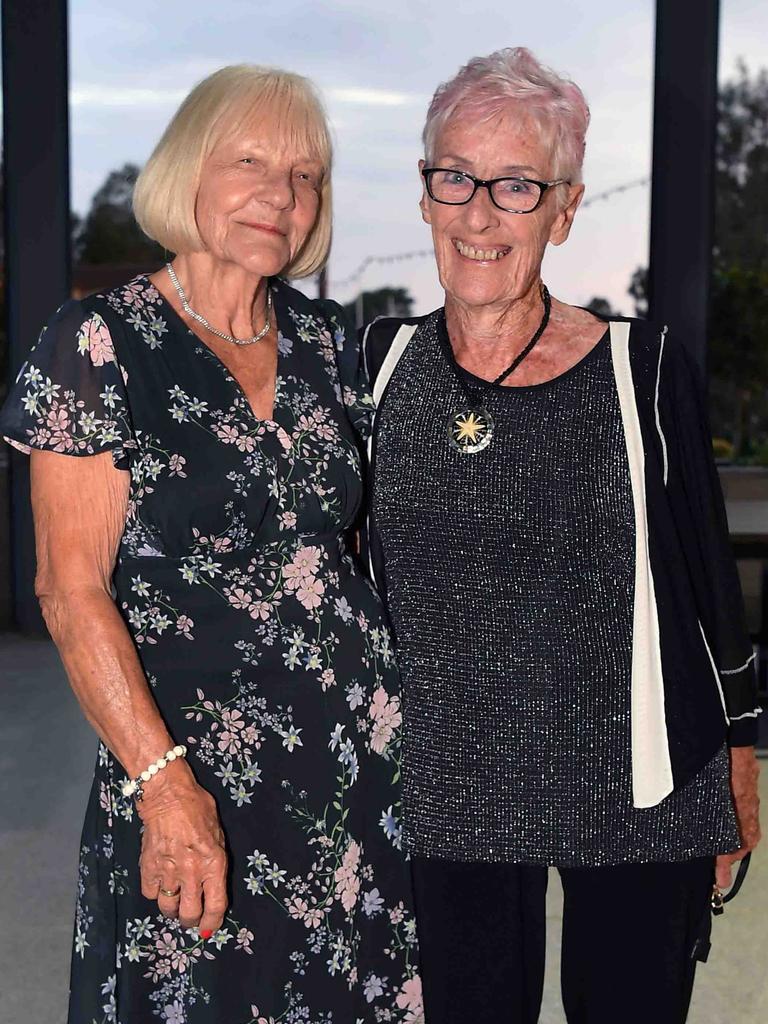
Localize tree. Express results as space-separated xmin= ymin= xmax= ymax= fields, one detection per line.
xmin=626 ymin=62 xmax=768 ymax=458
xmin=627 ymin=267 xmax=648 ymax=318
xmin=628 ymin=61 xmax=768 ymax=303
xmin=75 ymin=163 xmax=166 ymax=265
xmin=715 ymin=61 xmax=768 ymax=272
xmin=584 ymin=296 xmax=619 ymax=318
xmin=708 ymin=266 xmax=768 ymax=457
xmin=344 ymin=287 xmax=414 ymax=328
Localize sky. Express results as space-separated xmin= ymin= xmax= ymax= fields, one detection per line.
xmin=69 ymin=0 xmax=768 ymax=317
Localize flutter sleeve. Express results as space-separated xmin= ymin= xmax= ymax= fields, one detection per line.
xmin=0 ymin=298 xmax=134 ymax=469
xmin=316 ymin=298 xmax=375 ymax=441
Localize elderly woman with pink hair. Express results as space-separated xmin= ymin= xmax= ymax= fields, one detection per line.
xmin=362 ymin=48 xmax=761 ymax=1023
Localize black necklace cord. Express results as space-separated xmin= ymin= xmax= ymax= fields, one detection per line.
xmin=491 ymin=283 xmax=551 ymax=385
xmin=447 ymin=283 xmax=552 ymax=412
xmin=442 ymin=280 xmax=557 ymax=415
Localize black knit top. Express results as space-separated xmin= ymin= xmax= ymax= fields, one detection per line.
xmin=372 ymin=311 xmax=739 ymax=865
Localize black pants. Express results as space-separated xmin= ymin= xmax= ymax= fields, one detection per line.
xmin=411 ymin=856 xmax=714 ymax=1024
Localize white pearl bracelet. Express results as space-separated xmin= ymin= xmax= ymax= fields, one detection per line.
xmin=121 ymin=744 xmax=187 ymax=801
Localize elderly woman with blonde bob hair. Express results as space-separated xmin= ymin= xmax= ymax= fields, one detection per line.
xmin=0 ymin=66 xmax=422 ymax=1023
xmin=362 ymin=48 xmax=761 ymax=1023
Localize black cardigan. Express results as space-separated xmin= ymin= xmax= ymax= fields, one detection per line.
xmin=360 ymin=312 xmax=761 ymax=808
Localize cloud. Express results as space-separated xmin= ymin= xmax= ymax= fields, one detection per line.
xmin=327 ymin=87 xmax=424 ymax=107
xmin=71 ymin=0 xmax=742 ymax=314
xmin=70 ymin=83 xmax=424 ymax=111
xmin=70 ymin=86 xmax=187 ymax=109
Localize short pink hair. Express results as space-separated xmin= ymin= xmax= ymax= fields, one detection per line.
xmin=423 ymin=47 xmax=590 ymax=185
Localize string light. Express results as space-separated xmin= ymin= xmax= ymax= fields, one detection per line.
xmin=329 ymin=177 xmax=649 ymax=292
xmin=331 ymin=250 xmax=434 ymax=290
xmin=581 ymin=177 xmax=649 ymax=208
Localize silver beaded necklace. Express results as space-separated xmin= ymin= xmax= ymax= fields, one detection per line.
xmin=165 ymin=262 xmax=272 ymax=347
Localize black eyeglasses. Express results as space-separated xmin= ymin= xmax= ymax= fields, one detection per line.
xmin=422 ymin=167 xmax=570 ymax=214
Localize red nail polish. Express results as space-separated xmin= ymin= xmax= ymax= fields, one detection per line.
xmin=200 ymin=929 xmax=213 ymax=940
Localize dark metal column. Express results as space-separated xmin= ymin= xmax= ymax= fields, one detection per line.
xmin=2 ymin=0 xmax=71 ymax=631
xmin=648 ymin=0 xmax=720 ymax=371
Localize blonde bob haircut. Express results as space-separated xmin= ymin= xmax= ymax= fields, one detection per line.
xmin=133 ymin=65 xmax=333 ymax=278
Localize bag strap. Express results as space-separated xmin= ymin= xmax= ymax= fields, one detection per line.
xmin=719 ymin=850 xmax=751 ymax=906
xmin=691 ymin=852 xmax=752 ymax=963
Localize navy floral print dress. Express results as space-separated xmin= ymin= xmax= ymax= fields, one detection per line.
xmin=0 ymin=276 xmax=423 ymax=1024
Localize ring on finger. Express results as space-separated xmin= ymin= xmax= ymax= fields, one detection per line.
xmin=159 ymin=885 xmax=181 ymax=898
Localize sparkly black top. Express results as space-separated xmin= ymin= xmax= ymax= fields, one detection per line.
xmin=372 ymin=311 xmax=738 ymax=866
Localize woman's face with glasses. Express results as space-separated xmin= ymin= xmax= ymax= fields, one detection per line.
xmin=419 ymin=109 xmax=583 ymax=314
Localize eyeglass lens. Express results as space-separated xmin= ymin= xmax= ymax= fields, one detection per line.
xmin=427 ymin=170 xmax=542 ymax=212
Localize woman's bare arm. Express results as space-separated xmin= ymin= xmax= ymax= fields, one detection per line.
xmin=716 ymin=746 xmax=761 ymax=889
xmin=31 ymin=449 xmax=227 ymax=933
xmin=33 ymin=449 xmax=174 ymax=771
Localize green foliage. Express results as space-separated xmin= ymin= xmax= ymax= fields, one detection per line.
xmin=74 ymin=163 xmax=166 ymax=265
xmin=715 ymin=61 xmax=768 ymax=272
xmin=709 ymin=266 xmax=768 ymax=374
xmin=712 ymin=437 xmax=735 ymax=461
xmin=708 ymin=265 xmax=768 ymax=458
xmin=709 ymin=64 xmax=768 ymax=458
xmin=627 ymin=63 xmax=768 ymax=459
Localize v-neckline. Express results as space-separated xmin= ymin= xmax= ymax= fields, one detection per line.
xmin=148 ymin=274 xmax=284 ymax=427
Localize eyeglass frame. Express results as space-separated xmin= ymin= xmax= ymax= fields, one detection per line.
xmin=421 ymin=167 xmax=571 ymax=214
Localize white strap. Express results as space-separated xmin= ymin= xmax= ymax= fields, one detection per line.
xmin=610 ymin=321 xmax=674 ymax=808
xmin=372 ymin=323 xmax=418 ymax=407
xmin=366 ymin=322 xmax=418 ymax=585
xmin=654 ymin=326 xmax=669 ymax=485
xmin=698 ymin=620 xmax=732 ymax=723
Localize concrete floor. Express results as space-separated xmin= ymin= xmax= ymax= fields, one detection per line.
xmin=1 ymin=633 xmax=766 ymax=1024
xmin=539 ymin=839 xmax=768 ymax=1024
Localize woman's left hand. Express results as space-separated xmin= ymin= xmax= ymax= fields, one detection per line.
xmin=715 ymin=745 xmax=761 ymax=889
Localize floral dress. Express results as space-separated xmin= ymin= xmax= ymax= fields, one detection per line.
xmin=0 ymin=276 xmax=423 ymax=1024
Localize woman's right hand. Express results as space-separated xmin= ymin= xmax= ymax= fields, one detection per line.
xmin=137 ymin=764 xmax=229 ymax=935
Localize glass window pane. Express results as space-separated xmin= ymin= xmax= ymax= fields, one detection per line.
xmin=737 ymin=559 xmax=763 ymax=634
xmin=710 ymin=0 xmax=768 ymax=466
xmin=0 ymin=26 xmax=9 ymax=626
xmin=69 ymin=2 xmax=654 ymax=319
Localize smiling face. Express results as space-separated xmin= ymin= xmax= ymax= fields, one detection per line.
xmin=195 ymin=116 xmax=325 ymax=278
xmin=421 ymin=107 xmax=584 ymax=313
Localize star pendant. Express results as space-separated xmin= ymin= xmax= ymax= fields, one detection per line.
xmin=448 ymin=407 xmax=494 ymax=454
xmin=456 ymin=411 xmax=485 ymax=442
